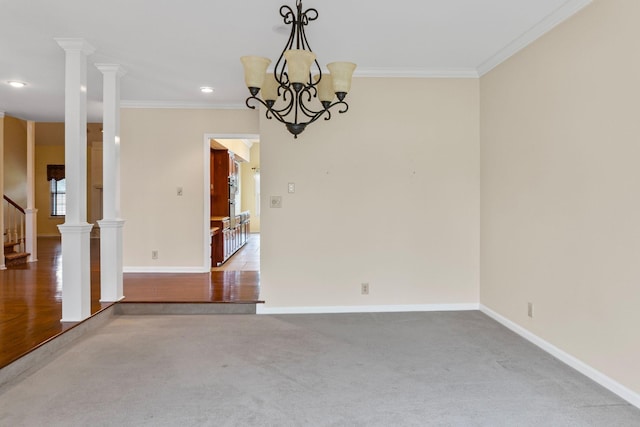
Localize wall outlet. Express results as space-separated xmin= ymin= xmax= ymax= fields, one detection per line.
xmin=527 ymin=302 xmax=534 ymax=318
xmin=270 ymin=196 xmax=282 ymax=208
xmin=361 ymin=283 xmax=369 ymax=295
xmin=152 ymin=250 xmax=159 ymax=260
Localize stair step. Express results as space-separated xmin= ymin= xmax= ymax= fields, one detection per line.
xmin=4 ymin=241 xmax=18 ymax=251
xmin=115 ymin=302 xmax=256 ymax=315
xmin=5 ymin=252 xmax=30 ymax=267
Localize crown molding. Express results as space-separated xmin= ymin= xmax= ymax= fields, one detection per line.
xmin=355 ymin=67 xmax=479 ymax=79
xmin=477 ymin=0 xmax=592 ymax=76
xmin=120 ymin=100 xmax=245 ymax=110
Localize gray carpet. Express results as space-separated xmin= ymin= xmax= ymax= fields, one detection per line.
xmin=0 ymin=311 xmax=638 ymax=426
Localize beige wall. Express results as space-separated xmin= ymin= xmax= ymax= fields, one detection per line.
xmin=119 ymin=78 xmax=480 ymax=303
xmin=240 ymin=143 xmax=260 ymax=232
xmin=3 ymin=115 xmax=28 ymax=207
xmin=480 ymin=0 xmax=640 ymax=396
xmin=260 ymin=77 xmax=480 ymax=308
xmin=35 ymin=145 xmax=65 ymax=236
xmin=33 ymin=122 xmax=103 ymax=236
xmin=120 ymin=108 xmax=258 ymax=269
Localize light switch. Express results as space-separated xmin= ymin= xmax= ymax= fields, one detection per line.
xmin=177 ymin=187 xmax=183 ymax=196
xmin=288 ymin=182 xmax=295 ymax=193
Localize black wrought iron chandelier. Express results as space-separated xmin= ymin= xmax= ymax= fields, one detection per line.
xmin=241 ymin=0 xmax=356 ymax=138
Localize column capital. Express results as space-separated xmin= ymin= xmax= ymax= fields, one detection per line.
xmin=97 ymin=219 xmax=126 ymax=229
xmin=54 ymin=38 xmax=96 ymax=55
xmin=95 ymin=63 xmax=127 ymax=77
xmin=58 ymin=223 xmax=94 ymax=234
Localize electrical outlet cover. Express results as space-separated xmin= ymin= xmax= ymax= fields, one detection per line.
xmin=270 ymin=196 xmax=282 ymax=208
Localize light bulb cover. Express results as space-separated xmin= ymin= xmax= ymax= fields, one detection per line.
xmin=314 ymin=74 xmax=334 ymax=103
xmin=262 ymin=73 xmax=279 ymax=102
xmin=284 ymin=50 xmax=316 ymax=84
xmin=327 ymin=62 xmax=357 ymax=93
xmin=240 ymin=56 xmax=272 ymax=89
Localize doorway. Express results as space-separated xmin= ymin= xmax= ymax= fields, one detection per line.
xmin=204 ymin=134 xmax=260 ymax=273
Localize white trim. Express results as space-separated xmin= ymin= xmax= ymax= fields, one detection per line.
xmin=54 ymin=38 xmax=96 ymax=55
xmin=355 ymin=68 xmax=479 ymax=79
xmin=480 ymin=304 xmax=640 ymax=409
xmin=477 ymin=0 xmax=592 ymax=76
xmin=121 ymin=100 xmax=245 ymax=110
xmin=0 ymin=112 xmax=5 ymax=118
xmin=257 ymin=303 xmax=479 ymax=315
xmin=123 ymin=266 xmax=209 ymax=273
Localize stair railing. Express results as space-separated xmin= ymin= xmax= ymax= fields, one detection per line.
xmin=3 ymin=195 xmax=26 ymax=253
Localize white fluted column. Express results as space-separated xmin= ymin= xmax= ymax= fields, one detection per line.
xmin=96 ymin=64 xmax=126 ymax=302
xmin=55 ymin=38 xmax=95 ymax=322
xmin=25 ymin=120 xmax=38 ymax=262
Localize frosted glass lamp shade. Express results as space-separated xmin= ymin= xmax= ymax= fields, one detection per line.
xmin=262 ymin=73 xmax=279 ymax=101
xmin=284 ymin=50 xmax=316 ymax=84
xmin=327 ymin=62 xmax=357 ymax=93
xmin=241 ymin=56 xmax=272 ymax=89
xmin=314 ymin=74 xmax=334 ymax=103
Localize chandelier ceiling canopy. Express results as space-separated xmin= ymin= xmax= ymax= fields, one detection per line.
xmin=241 ymin=0 xmax=356 ymax=138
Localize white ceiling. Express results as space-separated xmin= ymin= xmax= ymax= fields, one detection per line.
xmin=0 ymin=0 xmax=591 ymax=122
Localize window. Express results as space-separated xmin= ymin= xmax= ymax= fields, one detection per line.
xmin=50 ymin=178 xmax=66 ymax=216
xmin=47 ymin=165 xmax=66 ymax=217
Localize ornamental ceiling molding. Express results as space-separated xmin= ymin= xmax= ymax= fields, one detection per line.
xmin=477 ymin=0 xmax=592 ymax=76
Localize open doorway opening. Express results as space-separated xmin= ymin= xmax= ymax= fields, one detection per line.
xmin=204 ymin=135 xmax=260 ymax=273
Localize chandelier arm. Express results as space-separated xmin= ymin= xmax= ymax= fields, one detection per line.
xmin=301 ymin=6 xmax=318 ymax=24
xmin=280 ymin=5 xmax=295 ymax=24
xmin=245 ymin=96 xmax=261 ymax=110
xmin=296 ymin=16 xmax=321 ymax=83
xmin=335 ymin=101 xmax=349 ymax=114
xmin=297 ymin=90 xmax=325 ymax=118
xmin=274 ymin=86 xmax=296 ymax=117
xmin=303 ymin=109 xmax=330 ymax=126
xmin=246 ymin=96 xmax=276 ymax=120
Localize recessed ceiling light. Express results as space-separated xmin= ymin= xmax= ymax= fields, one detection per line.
xmin=8 ymin=81 xmax=27 ymax=88
xmin=200 ymin=86 xmax=214 ymax=94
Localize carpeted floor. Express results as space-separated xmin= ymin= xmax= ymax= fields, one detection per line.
xmin=0 ymin=311 xmax=638 ymax=426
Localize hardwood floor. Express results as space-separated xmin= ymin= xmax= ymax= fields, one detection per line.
xmin=0 ymin=235 xmax=261 ymax=369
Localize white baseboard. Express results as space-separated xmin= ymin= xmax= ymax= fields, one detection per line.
xmin=123 ymin=266 xmax=209 ymax=273
xmin=480 ymin=304 xmax=640 ymax=409
xmin=257 ymin=303 xmax=479 ymax=315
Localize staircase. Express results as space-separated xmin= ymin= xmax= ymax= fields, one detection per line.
xmin=3 ymin=195 xmax=30 ymax=267
xmin=4 ymin=239 xmax=29 ymax=267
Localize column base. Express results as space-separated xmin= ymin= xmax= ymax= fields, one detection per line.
xmin=57 ymin=223 xmax=94 ymax=322
xmin=98 ymin=219 xmax=125 ymax=302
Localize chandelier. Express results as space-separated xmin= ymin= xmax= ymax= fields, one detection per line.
xmin=241 ymin=0 xmax=356 ymax=138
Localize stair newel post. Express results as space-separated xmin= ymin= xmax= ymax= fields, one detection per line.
xmin=20 ymin=214 xmax=25 ymax=253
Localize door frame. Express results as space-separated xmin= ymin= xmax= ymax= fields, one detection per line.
xmin=201 ymin=133 xmax=259 ymax=271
